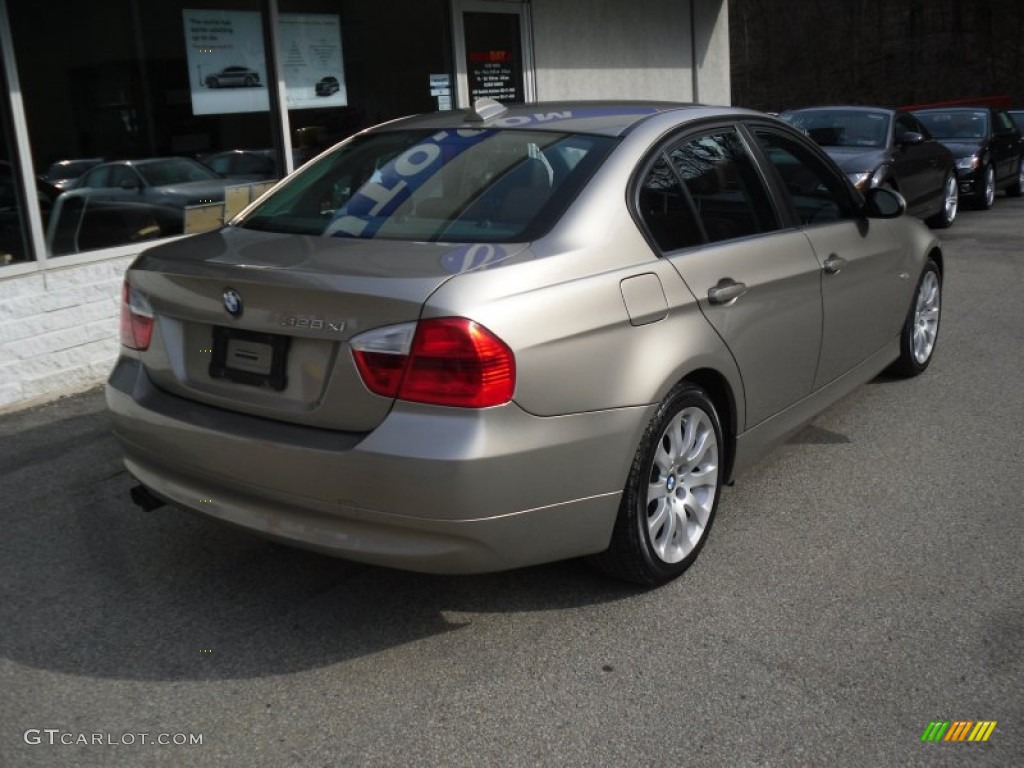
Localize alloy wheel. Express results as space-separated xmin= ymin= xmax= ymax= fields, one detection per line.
xmin=646 ymin=406 xmax=719 ymax=564
xmin=912 ymin=269 xmax=940 ymax=365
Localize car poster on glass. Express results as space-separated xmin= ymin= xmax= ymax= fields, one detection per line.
xmin=278 ymin=14 xmax=348 ymax=109
xmin=183 ymin=10 xmax=347 ymax=116
xmin=183 ymin=9 xmax=269 ymax=115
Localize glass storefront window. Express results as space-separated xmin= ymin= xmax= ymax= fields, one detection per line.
xmin=3 ymin=0 xmax=457 ymax=264
xmin=8 ymin=0 xmax=279 ymax=258
xmin=279 ymin=0 xmax=452 ymax=168
xmin=0 ymin=76 xmax=32 ymax=265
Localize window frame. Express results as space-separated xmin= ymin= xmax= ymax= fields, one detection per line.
xmin=629 ymin=120 xmax=786 ymax=255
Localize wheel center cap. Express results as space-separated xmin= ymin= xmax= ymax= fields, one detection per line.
xmin=666 ymin=475 xmax=677 ymax=492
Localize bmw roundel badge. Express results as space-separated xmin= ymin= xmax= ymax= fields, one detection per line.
xmin=223 ymin=288 xmax=243 ymax=317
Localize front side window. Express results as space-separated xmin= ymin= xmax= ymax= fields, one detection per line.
xmin=238 ymin=129 xmax=615 ymax=242
xmin=753 ymin=128 xmax=857 ymax=226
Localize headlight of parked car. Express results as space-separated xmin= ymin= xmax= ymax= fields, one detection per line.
xmin=955 ymin=155 xmax=980 ymax=171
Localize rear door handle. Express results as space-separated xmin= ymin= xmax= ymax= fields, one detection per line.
xmin=707 ymin=278 xmax=747 ymax=305
xmin=823 ymin=254 xmax=846 ymax=274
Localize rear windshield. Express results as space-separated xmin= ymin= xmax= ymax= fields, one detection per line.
xmin=236 ymin=128 xmax=616 ymax=242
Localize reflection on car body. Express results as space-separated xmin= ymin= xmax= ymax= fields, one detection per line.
xmin=780 ymin=106 xmax=959 ymax=229
xmin=108 ymin=100 xmax=945 ymax=586
xmin=911 ymin=106 xmax=1024 ymax=209
xmin=42 ymin=157 xmax=105 ymax=191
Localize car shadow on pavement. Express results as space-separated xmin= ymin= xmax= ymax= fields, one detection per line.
xmin=0 ymin=389 xmax=641 ymax=682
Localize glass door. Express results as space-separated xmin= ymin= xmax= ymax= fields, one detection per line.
xmin=452 ymin=1 xmax=534 ymax=108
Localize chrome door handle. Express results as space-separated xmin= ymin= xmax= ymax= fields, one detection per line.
xmin=707 ymin=278 xmax=747 ymax=305
xmin=823 ymin=254 xmax=846 ymax=274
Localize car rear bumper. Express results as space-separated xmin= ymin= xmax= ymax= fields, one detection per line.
xmin=106 ymin=358 xmax=648 ymax=573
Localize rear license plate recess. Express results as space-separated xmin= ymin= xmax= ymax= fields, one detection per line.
xmin=209 ymin=326 xmax=290 ymax=390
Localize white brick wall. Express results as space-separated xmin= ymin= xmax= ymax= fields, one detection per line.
xmin=0 ymin=255 xmax=135 ymax=411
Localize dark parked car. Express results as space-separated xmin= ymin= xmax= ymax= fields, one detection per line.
xmin=315 ymin=76 xmax=340 ymax=97
xmin=911 ymin=106 xmax=1024 ymax=208
xmin=780 ymin=106 xmax=958 ymax=228
xmin=42 ymin=157 xmax=104 ymax=191
xmin=1009 ymin=109 xmax=1024 ymax=132
xmin=109 ymin=100 xmax=944 ymax=585
xmin=200 ymin=149 xmax=279 ymax=182
xmin=205 ymin=66 xmax=261 ymax=88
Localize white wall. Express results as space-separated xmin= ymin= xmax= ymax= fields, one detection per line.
xmin=531 ymin=0 xmax=729 ymax=105
xmin=0 ymin=257 xmax=132 ymax=411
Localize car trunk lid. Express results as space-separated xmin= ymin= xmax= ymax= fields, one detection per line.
xmin=127 ymin=227 xmax=517 ymax=431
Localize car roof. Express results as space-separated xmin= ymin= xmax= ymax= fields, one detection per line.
xmin=783 ymin=105 xmax=895 ymax=116
xmin=911 ymin=106 xmax=992 ymax=113
xmin=373 ymin=100 xmax=762 ymax=138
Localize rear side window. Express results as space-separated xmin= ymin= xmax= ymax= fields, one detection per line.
xmin=637 ymin=129 xmax=778 ymax=251
xmin=236 ymin=129 xmax=616 ymax=243
xmin=666 ymin=130 xmax=778 ymax=244
xmin=637 ymin=155 xmax=703 ymax=251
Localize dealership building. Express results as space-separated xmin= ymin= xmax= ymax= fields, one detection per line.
xmin=0 ymin=0 xmax=730 ymax=411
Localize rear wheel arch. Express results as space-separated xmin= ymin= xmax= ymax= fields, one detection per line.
xmin=928 ymin=245 xmax=944 ymax=278
xmin=680 ymin=368 xmax=737 ymax=483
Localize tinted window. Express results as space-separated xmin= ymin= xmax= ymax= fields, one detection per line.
xmin=109 ymin=166 xmax=138 ymax=188
xmin=0 ymin=95 xmax=32 ymax=264
xmin=895 ymin=113 xmax=927 ymax=138
xmin=238 ymin=129 xmax=615 ymax=243
xmin=637 ymin=155 xmax=702 ymax=251
xmin=993 ymin=110 xmax=1016 ymax=135
xmin=753 ymin=128 xmax=857 ymax=226
xmin=136 ymin=158 xmax=219 ymax=186
xmin=666 ymin=130 xmax=777 ymax=243
xmin=80 ymin=166 xmax=111 ymax=188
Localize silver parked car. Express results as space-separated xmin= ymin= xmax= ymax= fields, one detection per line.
xmin=107 ymin=100 xmax=943 ymax=585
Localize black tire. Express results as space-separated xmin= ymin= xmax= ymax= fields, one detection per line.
xmin=245 ymin=75 xmax=256 ymax=87
xmin=889 ymin=259 xmax=941 ymax=377
xmin=975 ymin=164 xmax=995 ymax=209
xmin=1006 ymin=158 xmax=1023 ymax=197
xmin=589 ymin=383 xmax=723 ymax=586
xmin=926 ymin=172 xmax=958 ymax=229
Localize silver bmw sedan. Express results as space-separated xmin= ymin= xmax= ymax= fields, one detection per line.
xmin=107 ymin=100 xmax=942 ymax=586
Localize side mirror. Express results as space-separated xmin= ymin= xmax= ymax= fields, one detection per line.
xmin=897 ymin=131 xmax=925 ymax=146
xmin=862 ymin=186 xmax=905 ymax=219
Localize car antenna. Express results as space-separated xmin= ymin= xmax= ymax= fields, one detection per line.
xmin=466 ymin=98 xmax=508 ymax=123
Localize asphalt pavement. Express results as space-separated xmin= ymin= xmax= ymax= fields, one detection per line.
xmin=1 ymin=198 xmax=1022 ymax=767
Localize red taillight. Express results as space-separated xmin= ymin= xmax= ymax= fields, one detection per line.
xmin=119 ymin=281 xmax=154 ymax=351
xmin=352 ymin=318 xmax=515 ymax=408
